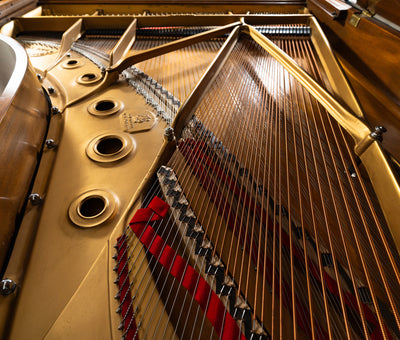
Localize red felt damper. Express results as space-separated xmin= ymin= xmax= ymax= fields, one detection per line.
xmin=129 ymin=196 xmax=246 ymax=340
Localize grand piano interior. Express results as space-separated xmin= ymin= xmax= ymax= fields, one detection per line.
xmin=1 ymin=0 xmax=400 ymax=339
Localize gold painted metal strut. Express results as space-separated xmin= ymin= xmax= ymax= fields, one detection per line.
xmin=109 ymin=18 xmax=137 ymax=68
xmin=43 ymin=18 xmax=83 ymax=78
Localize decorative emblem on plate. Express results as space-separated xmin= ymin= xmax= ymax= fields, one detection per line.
xmin=120 ymin=111 xmax=157 ymax=133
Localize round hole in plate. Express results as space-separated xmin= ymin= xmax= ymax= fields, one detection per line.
xmin=81 ymin=73 xmax=96 ymax=81
xmin=69 ymin=189 xmax=117 ymax=228
xmin=95 ymin=100 xmax=115 ymax=112
xmin=96 ymin=137 xmax=124 ymax=155
xmin=88 ymin=99 xmax=122 ymax=116
xmin=76 ymin=73 xmax=101 ymax=85
xmin=86 ymin=133 xmax=135 ymax=163
xmin=78 ymin=196 xmax=106 ymax=219
xmin=62 ymin=58 xmax=83 ymax=69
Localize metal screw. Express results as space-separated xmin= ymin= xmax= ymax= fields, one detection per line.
xmin=0 ymin=279 xmax=17 ymax=296
xmin=370 ymin=126 xmax=387 ymax=141
xmin=51 ymin=106 xmax=60 ymax=115
xmin=45 ymin=139 xmax=57 ymax=149
xmin=164 ymin=127 xmax=175 ymax=142
xmin=66 ymin=53 xmax=71 ymax=58
xmin=29 ymin=193 xmax=43 ymax=206
xmin=47 ymin=86 xmax=55 ymax=94
xmin=36 ymin=73 xmax=42 ymax=81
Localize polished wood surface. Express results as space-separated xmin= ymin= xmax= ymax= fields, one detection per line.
xmin=356 ymin=0 xmax=400 ymax=26
xmin=0 ymin=36 xmax=48 ymax=271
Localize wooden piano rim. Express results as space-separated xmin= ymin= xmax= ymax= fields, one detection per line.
xmin=0 ymin=34 xmax=28 ymax=116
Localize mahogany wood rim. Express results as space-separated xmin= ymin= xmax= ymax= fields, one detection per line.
xmin=0 ymin=34 xmax=28 ymax=122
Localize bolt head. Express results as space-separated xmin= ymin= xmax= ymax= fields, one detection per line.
xmin=164 ymin=127 xmax=175 ymax=141
xmin=375 ymin=126 xmax=387 ymax=133
xmin=45 ymin=139 xmax=57 ymax=149
xmin=47 ymin=86 xmax=55 ymax=94
xmin=29 ymin=193 xmax=43 ymax=206
xmin=51 ymin=106 xmax=60 ymax=115
xmin=1 ymin=279 xmax=17 ymax=296
xmin=370 ymin=131 xmax=383 ymax=142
